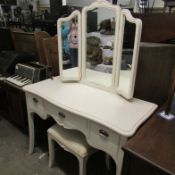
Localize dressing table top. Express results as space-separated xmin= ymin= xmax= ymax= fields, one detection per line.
xmin=23 ymin=77 xmax=157 ymax=137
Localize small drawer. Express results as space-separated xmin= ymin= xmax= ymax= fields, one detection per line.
xmin=26 ymin=93 xmax=46 ymax=119
xmin=89 ymin=122 xmax=120 ymax=153
xmin=46 ymin=102 xmax=88 ymax=135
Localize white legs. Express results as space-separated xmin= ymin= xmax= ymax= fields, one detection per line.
xmin=27 ymin=112 xmax=127 ymax=175
xmin=48 ymin=135 xmax=55 ymax=168
xmin=78 ymin=156 xmax=88 ymax=175
xmin=114 ymin=149 xmax=124 ymax=175
xmin=48 ymin=134 xmax=89 ymax=175
xmin=28 ymin=113 xmax=35 ymax=154
xmin=115 ymin=136 xmax=127 ymax=175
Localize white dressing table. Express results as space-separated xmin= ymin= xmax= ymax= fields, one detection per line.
xmin=23 ymin=76 xmax=157 ymax=175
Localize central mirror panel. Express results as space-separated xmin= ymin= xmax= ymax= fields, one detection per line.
xmin=82 ymin=1 xmax=121 ymax=90
xmin=57 ymin=10 xmax=81 ymax=82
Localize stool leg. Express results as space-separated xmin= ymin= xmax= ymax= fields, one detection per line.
xmin=105 ymin=154 xmax=111 ymax=170
xmin=48 ymin=135 xmax=55 ymax=168
xmin=28 ymin=113 xmax=35 ymax=154
xmin=78 ymin=156 xmax=88 ymax=175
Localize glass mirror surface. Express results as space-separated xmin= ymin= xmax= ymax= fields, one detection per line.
xmin=118 ymin=17 xmax=136 ymax=93
xmin=58 ymin=11 xmax=81 ymax=81
xmin=116 ymin=10 xmax=142 ymax=99
xmin=85 ymin=7 xmax=116 ymax=87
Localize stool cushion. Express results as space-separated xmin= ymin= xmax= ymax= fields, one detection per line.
xmin=47 ymin=124 xmax=93 ymax=157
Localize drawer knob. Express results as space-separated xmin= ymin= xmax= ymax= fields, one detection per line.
xmin=58 ymin=112 xmax=66 ymax=119
xmin=99 ymin=129 xmax=109 ymax=138
xmin=33 ymin=98 xmax=39 ymax=103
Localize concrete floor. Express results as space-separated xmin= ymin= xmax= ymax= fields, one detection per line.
xmin=0 ymin=117 xmax=115 ymax=175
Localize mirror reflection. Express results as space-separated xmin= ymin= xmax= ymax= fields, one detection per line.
xmin=85 ymin=7 xmax=116 ymax=87
xmin=116 ymin=9 xmax=142 ymax=99
xmin=118 ymin=17 xmax=136 ymax=92
xmin=59 ymin=12 xmax=81 ymax=80
xmin=61 ymin=17 xmax=78 ymax=68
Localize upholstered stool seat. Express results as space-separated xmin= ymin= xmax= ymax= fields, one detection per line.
xmin=47 ymin=124 xmax=96 ymax=175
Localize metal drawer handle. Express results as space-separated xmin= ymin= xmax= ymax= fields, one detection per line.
xmin=33 ymin=98 xmax=39 ymax=103
xmin=58 ymin=112 xmax=66 ymax=119
xmin=99 ymin=129 xmax=109 ymax=138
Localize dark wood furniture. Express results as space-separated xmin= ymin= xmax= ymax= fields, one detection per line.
xmin=43 ymin=35 xmax=59 ymax=76
xmin=123 ymin=43 xmax=175 ymax=175
xmin=0 ymin=27 xmax=14 ymax=51
xmin=122 ymin=106 xmax=175 ymax=175
xmin=0 ymin=81 xmax=28 ymax=131
xmin=0 ymin=79 xmax=8 ymax=117
xmin=34 ymin=31 xmax=50 ymax=65
xmin=134 ymin=43 xmax=175 ymax=106
xmin=11 ymin=30 xmax=38 ymax=57
xmin=133 ymin=13 xmax=175 ymax=43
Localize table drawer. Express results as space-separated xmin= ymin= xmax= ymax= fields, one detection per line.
xmin=89 ymin=122 xmax=120 ymax=153
xmin=26 ymin=93 xmax=46 ymax=119
xmin=46 ymin=102 xmax=88 ymax=135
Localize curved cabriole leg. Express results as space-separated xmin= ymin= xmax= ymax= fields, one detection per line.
xmin=115 ymin=149 xmax=124 ymax=175
xmin=28 ymin=112 xmax=35 ymax=154
xmin=78 ymin=156 xmax=88 ymax=175
xmin=48 ymin=135 xmax=55 ymax=168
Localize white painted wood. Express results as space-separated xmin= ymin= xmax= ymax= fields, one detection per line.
xmin=24 ymin=77 xmax=157 ymax=137
xmin=47 ymin=124 xmax=95 ymax=175
xmin=45 ymin=101 xmax=89 ymax=135
xmin=81 ymin=0 xmax=121 ymax=91
xmin=23 ymin=77 xmax=157 ymax=175
xmin=23 ymin=2 xmax=157 ymax=174
xmin=57 ymin=10 xmax=82 ymax=82
xmin=115 ymin=9 xmax=142 ymax=100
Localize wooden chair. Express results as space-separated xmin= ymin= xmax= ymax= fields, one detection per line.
xmin=42 ymin=35 xmax=59 ymax=76
xmin=34 ymin=31 xmax=50 ymax=64
xmin=0 ymin=28 xmax=14 ymax=51
xmin=11 ymin=30 xmax=37 ymax=57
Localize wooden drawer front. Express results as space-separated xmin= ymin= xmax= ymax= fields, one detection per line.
xmin=89 ymin=122 xmax=120 ymax=153
xmin=26 ymin=93 xmax=46 ymax=119
xmin=46 ymin=102 xmax=88 ymax=135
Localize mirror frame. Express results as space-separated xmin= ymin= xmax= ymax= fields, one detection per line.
xmin=115 ymin=9 xmax=142 ymax=99
xmin=81 ymin=0 xmax=121 ymax=91
xmin=57 ymin=10 xmax=82 ymax=82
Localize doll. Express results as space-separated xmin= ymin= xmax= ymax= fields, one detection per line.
xmin=69 ymin=17 xmax=78 ymax=67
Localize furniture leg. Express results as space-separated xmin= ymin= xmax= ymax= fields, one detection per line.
xmin=78 ymin=156 xmax=88 ymax=175
xmin=48 ymin=135 xmax=55 ymax=168
xmin=105 ymin=154 xmax=111 ymax=170
xmin=28 ymin=112 xmax=35 ymax=154
xmin=115 ymin=149 xmax=124 ymax=175
xmin=115 ymin=137 xmax=127 ymax=175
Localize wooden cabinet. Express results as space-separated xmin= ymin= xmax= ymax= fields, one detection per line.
xmin=122 ymin=106 xmax=175 ymax=175
xmin=1 ymin=82 xmax=28 ymax=131
xmin=122 ymin=152 xmax=169 ymax=175
xmin=0 ymin=80 xmax=8 ymax=117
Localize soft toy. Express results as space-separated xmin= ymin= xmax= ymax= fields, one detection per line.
xmin=98 ymin=18 xmax=115 ymax=35
xmin=87 ymin=36 xmax=103 ymax=66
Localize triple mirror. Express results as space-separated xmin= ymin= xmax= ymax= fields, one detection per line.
xmin=57 ymin=0 xmax=142 ymax=100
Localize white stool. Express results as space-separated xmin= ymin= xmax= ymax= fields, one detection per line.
xmin=47 ymin=124 xmax=96 ymax=175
